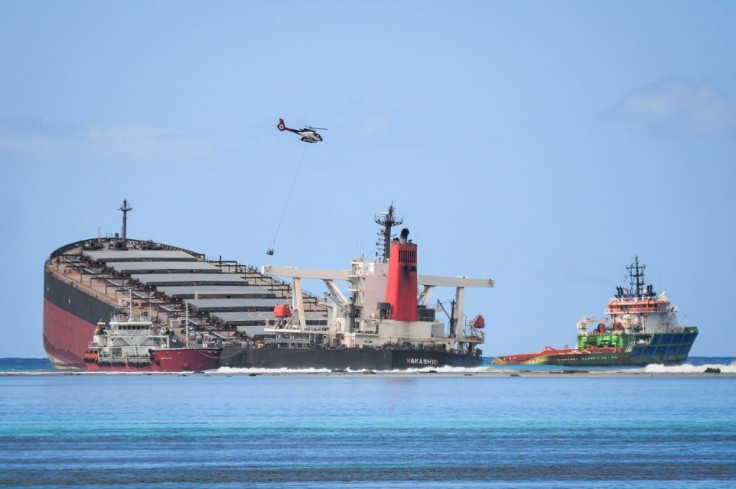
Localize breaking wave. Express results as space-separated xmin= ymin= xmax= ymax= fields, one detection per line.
xmin=644 ymin=361 xmax=736 ymax=374
xmin=383 ymin=365 xmax=493 ymax=374
xmin=216 ymin=366 xmax=333 ymax=375
xmin=214 ymin=365 xmax=494 ymax=375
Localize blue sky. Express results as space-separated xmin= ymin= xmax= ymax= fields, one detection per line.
xmin=2 ymin=1 xmax=735 ymax=358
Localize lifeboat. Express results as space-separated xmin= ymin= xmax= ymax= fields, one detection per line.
xmin=470 ymin=314 xmax=485 ymax=329
xmin=274 ymin=304 xmax=293 ymax=318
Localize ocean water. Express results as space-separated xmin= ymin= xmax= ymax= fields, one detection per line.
xmin=1 ymin=358 xmax=735 ymax=488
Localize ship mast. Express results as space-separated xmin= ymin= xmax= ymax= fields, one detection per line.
xmin=374 ymin=203 xmax=402 ymax=262
xmin=118 ymin=199 xmax=133 ymax=250
xmin=627 ymin=256 xmax=646 ymax=298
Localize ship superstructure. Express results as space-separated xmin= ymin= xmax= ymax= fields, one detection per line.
xmin=257 ymin=228 xmax=491 ymax=366
xmin=220 ymin=205 xmax=494 ymax=369
xmin=576 ymin=257 xmax=684 ymax=348
xmin=85 ymin=305 xmax=170 ymax=368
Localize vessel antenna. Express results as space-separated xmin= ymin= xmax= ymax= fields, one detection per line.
xmin=374 ymin=202 xmax=402 ymax=262
xmin=118 ymin=199 xmax=133 ymax=250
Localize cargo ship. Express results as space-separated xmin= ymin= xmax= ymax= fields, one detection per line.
xmin=492 ymin=257 xmax=698 ymax=366
xmin=44 ymin=201 xmax=493 ymax=371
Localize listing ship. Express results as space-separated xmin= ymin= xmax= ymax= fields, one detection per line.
xmin=492 ymin=257 xmax=698 ymax=366
xmin=44 ymin=201 xmax=493 ymax=371
xmin=83 ymin=302 xmax=220 ymax=372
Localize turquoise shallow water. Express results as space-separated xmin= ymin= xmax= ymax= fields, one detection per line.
xmin=1 ymin=360 xmax=735 ymax=488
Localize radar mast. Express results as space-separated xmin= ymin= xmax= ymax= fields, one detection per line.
xmin=374 ymin=203 xmax=402 ymax=262
xmin=627 ymin=256 xmax=646 ymax=297
xmin=118 ymin=199 xmax=133 ymax=249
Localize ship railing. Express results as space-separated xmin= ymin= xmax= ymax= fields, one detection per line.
xmin=49 ymin=239 xmax=106 ymax=259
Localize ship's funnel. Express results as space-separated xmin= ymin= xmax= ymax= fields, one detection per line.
xmin=399 ymin=228 xmax=410 ymax=244
xmin=385 ymin=231 xmax=417 ymax=321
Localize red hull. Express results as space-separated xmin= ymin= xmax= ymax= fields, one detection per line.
xmin=85 ymin=348 xmax=221 ymax=372
xmin=43 ymin=299 xmax=97 ymax=368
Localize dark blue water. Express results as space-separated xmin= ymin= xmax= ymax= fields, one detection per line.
xmin=0 ymin=357 xmax=55 ymax=372
xmin=1 ymin=360 xmax=734 ymax=488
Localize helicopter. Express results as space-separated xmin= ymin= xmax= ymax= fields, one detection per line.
xmin=277 ymin=118 xmax=325 ymax=143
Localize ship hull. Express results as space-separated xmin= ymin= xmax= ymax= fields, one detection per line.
xmin=493 ymin=329 xmax=698 ymax=367
xmin=541 ymin=352 xmax=685 ymax=367
xmin=43 ymin=271 xmax=115 ymax=369
xmin=220 ymin=346 xmax=482 ymax=370
xmin=85 ymin=348 xmax=221 ymax=372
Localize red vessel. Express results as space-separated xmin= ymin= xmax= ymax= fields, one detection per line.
xmin=493 ymin=345 xmax=618 ymax=365
xmin=84 ymin=347 xmax=221 ymax=372
xmin=83 ymin=305 xmax=220 ymax=372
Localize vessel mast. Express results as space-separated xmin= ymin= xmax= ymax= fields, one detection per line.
xmin=627 ymin=256 xmax=646 ymax=298
xmin=374 ymin=203 xmax=402 ymax=262
xmin=118 ymin=199 xmax=133 ymax=250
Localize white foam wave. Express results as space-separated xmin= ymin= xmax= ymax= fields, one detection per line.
xmin=644 ymin=363 xmax=736 ymax=374
xmin=0 ymin=370 xmax=68 ymax=376
xmin=394 ymin=365 xmax=493 ymax=374
xmin=215 ymin=365 xmax=494 ymax=375
xmin=216 ymin=366 xmax=333 ymax=375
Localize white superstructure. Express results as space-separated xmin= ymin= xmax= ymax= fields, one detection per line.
xmin=261 ymin=221 xmax=493 ymax=355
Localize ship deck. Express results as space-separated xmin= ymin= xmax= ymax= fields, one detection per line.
xmin=45 ymin=237 xmax=328 ymax=346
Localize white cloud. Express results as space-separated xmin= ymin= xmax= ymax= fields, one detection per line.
xmin=0 ymin=120 xmax=213 ymax=163
xmin=607 ymin=79 xmax=736 ymax=136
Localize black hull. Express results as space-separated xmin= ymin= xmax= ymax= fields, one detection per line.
xmin=220 ymin=346 xmax=482 ymax=370
xmin=44 ymin=271 xmax=116 ymax=326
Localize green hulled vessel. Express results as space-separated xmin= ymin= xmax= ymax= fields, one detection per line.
xmin=493 ymin=257 xmax=698 ymax=366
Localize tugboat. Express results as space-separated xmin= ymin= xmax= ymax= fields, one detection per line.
xmin=84 ymin=299 xmax=221 ymax=372
xmin=493 ymin=257 xmax=698 ymax=366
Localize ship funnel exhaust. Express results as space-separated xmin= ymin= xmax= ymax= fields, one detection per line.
xmin=385 ymin=229 xmax=418 ymax=321
xmin=399 ymin=228 xmax=409 ymax=244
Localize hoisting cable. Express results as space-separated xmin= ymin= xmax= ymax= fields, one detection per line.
xmin=267 ymin=143 xmax=308 ymax=255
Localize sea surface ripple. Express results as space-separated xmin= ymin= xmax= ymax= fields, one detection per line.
xmin=1 ymin=362 xmax=735 ymax=488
